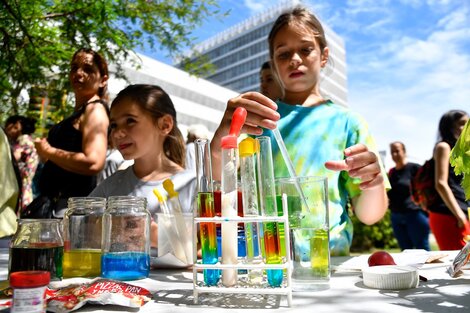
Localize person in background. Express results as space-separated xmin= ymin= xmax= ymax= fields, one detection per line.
xmin=89 ymin=84 xmax=196 ymax=249
xmin=185 ymin=124 xmax=209 ymax=171
xmin=4 ymin=115 xmax=39 ymax=211
xmin=33 ymin=48 xmax=110 ymax=218
xmin=259 ymin=61 xmax=282 ymax=101
xmin=387 ymin=141 xmax=430 ymax=250
xmin=0 ymin=128 xmax=19 ymax=246
xmin=210 ymin=7 xmax=389 ymax=256
xmin=428 ymin=110 xmax=470 ymax=250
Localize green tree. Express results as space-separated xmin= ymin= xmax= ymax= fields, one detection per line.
xmin=350 ymin=209 xmax=399 ymax=253
xmin=0 ymin=0 xmax=221 ymax=122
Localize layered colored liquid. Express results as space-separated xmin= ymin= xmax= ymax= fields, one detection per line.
xmin=9 ymin=245 xmax=64 ymax=280
xmin=197 ymin=192 xmax=220 ymax=286
xmin=263 ymin=222 xmax=283 ymax=287
xmin=101 ymin=252 xmax=150 ymax=281
xmin=63 ymin=249 xmax=101 ymax=277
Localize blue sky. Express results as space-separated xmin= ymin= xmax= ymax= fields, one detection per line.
xmin=141 ymin=0 xmax=470 ymax=168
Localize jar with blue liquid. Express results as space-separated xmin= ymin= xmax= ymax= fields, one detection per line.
xmin=101 ymin=196 xmax=151 ymax=281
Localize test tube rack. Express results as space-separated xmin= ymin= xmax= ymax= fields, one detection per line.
xmin=192 ymin=194 xmax=293 ymax=307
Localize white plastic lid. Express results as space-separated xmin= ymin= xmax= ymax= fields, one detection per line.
xmin=362 ymin=265 xmax=419 ymax=290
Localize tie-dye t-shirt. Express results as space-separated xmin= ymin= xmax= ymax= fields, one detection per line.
xmin=263 ymin=100 xmax=388 ymax=256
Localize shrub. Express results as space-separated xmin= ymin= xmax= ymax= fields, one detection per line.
xmin=350 ymin=209 xmax=398 ymax=253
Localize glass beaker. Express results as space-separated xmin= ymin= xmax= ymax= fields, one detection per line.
xmin=101 ymin=196 xmax=151 ymax=281
xmin=278 ymin=176 xmax=330 ymax=291
xmin=9 ymin=219 xmax=64 ymax=280
xmin=63 ymin=197 xmax=106 ymax=277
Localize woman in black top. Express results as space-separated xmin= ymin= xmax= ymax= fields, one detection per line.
xmin=428 ymin=110 xmax=470 ymax=250
xmin=34 ymin=48 xmax=110 ymax=217
xmin=388 ymin=142 xmax=430 ymax=250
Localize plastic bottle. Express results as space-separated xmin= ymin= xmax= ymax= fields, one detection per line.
xmin=10 ymin=271 xmax=50 ymax=313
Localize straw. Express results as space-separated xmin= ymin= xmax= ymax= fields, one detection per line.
xmin=272 ymin=128 xmax=310 ymax=211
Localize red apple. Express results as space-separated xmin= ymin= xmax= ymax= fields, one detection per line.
xmin=368 ymin=251 xmax=396 ymax=266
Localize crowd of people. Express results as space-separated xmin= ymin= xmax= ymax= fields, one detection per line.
xmin=1 ymin=6 xmax=469 ymax=255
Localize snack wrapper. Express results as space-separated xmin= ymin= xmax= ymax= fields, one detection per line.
xmin=46 ymin=278 xmax=152 ymax=313
xmin=448 ymin=241 xmax=470 ymax=277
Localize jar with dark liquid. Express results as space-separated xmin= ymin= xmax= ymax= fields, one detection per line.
xmin=9 ymin=219 xmax=64 ymax=280
xmin=63 ymin=197 xmax=106 ymax=277
xmin=101 ymin=196 xmax=151 ymax=281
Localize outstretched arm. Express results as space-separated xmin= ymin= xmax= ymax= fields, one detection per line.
xmin=325 ymin=143 xmax=387 ymax=225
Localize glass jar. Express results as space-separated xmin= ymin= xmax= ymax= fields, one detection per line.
xmin=101 ymin=196 xmax=151 ymax=281
xmin=9 ymin=219 xmax=64 ymax=280
xmin=63 ymin=197 xmax=106 ymax=278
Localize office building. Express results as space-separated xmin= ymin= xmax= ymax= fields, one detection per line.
xmin=108 ymin=53 xmax=237 ymax=136
xmin=183 ymin=0 xmax=348 ymax=107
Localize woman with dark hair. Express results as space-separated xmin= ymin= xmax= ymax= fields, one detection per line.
xmin=387 ymin=141 xmax=430 ymax=250
xmin=4 ymin=115 xmax=38 ymax=210
xmin=31 ymin=48 xmax=110 ymax=218
xmin=428 ymin=109 xmax=470 ymax=250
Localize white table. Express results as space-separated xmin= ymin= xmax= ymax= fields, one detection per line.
xmin=1 ymin=249 xmax=469 ymax=312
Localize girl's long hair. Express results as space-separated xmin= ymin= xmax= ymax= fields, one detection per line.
xmin=111 ymin=84 xmax=186 ymax=167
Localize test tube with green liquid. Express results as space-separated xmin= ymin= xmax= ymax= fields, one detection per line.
xmin=256 ymin=136 xmax=283 ymax=287
xmin=195 ymin=138 xmax=219 ymax=286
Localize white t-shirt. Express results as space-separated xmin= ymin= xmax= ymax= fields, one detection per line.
xmin=89 ymin=166 xmax=197 ymax=215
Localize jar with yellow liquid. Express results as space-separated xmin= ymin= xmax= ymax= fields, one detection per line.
xmin=63 ymin=197 xmax=106 ymax=277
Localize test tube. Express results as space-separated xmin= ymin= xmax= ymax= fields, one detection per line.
xmin=257 ymin=136 xmax=283 ymax=287
xmin=195 ymin=138 xmax=220 ymax=286
xmin=239 ymin=137 xmax=262 ymax=284
xmin=220 ymin=143 xmax=239 ymax=286
xmin=220 ymin=107 xmax=246 ymax=287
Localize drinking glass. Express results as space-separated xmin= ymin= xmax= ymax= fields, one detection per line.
xmin=277 ymin=176 xmax=330 ymax=291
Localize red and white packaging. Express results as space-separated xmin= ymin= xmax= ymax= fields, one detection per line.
xmin=46 ymin=278 xmax=151 ymax=313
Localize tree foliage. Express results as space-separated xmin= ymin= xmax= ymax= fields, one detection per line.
xmin=0 ymin=0 xmax=221 ymax=122
xmin=350 ymin=209 xmax=399 ymax=253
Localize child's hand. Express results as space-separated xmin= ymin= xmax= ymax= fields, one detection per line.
xmin=221 ymin=92 xmax=280 ymax=135
xmin=324 ymin=143 xmax=384 ymax=190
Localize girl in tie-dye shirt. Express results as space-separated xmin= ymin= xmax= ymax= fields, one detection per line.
xmin=211 ymin=7 xmax=389 ymax=256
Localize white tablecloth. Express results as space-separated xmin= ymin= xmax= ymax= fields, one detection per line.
xmin=1 ymin=249 xmax=469 ymax=312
